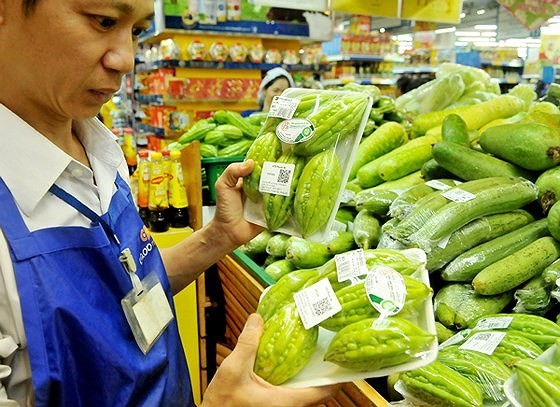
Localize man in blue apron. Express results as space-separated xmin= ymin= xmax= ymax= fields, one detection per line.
xmin=0 ymin=0 xmax=338 ymax=405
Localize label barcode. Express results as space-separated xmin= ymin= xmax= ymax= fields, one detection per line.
xmin=312 ymin=297 xmax=332 ymax=316
xmin=277 ymin=168 xmax=291 ymax=183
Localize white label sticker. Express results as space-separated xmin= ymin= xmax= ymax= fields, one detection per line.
xmin=365 ymin=266 xmax=406 ymax=316
xmin=473 ymin=316 xmax=514 ymax=330
xmin=459 ymin=331 xmax=506 ymax=355
xmin=439 ymin=329 xmax=472 ymax=349
xmin=425 ymin=180 xmax=452 ymax=191
xmin=268 ymin=96 xmax=300 ymax=119
xmin=442 ymin=188 xmax=476 ymax=203
xmin=293 ymin=278 xmax=342 ymax=329
xmin=335 ymin=249 xmax=369 ymax=282
xmin=340 ymin=189 xmax=356 ymax=204
xmin=275 ymin=118 xmax=315 ymax=144
xmin=259 ymin=161 xmax=295 ymax=196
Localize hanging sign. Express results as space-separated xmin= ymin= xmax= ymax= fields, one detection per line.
xmin=332 ymin=0 xmax=400 ymax=18
xmin=539 ymin=34 xmax=560 ymax=65
xmin=498 ymin=0 xmax=560 ymax=31
xmin=401 ymin=0 xmax=462 ymax=24
xmin=250 ymin=0 xmax=328 ymax=12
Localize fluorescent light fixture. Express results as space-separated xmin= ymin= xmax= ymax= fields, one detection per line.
xmin=458 ymin=36 xmax=496 ymax=42
xmin=435 ymin=27 xmax=456 ymax=34
xmin=455 ymin=41 xmax=468 ymax=46
xmin=455 ymin=31 xmax=480 ymax=36
xmin=477 ymin=9 xmax=486 ymax=15
xmin=481 ymin=31 xmax=497 ymax=37
xmin=474 ymin=41 xmax=497 ymax=47
xmin=475 ymin=24 xmax=497 ymax=30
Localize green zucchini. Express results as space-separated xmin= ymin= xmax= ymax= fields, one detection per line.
xmin=352 ymin=209 xmax=381 ymax=250
xmin=426 ymin=210 xmax=534 ymax=273
xmin=420 ymin=158 xmax=456 ymax=180
xmin=548 ymin=200 xmax=560 ymax=241
xmin=472 ymin=236 xmax=560 ymax=296
xmin=409 ymin=177 xmax=538 ymax=251
xmin=442 ymin=218 xmax=549 ymax=282
xmin=348 ymin=121 xmax=407 ymax=180
xmin=434 ymin=283 xmax=513 ymax=330
xmin=264 ymin=259 xmax=296 ymax=281
xmin=536 ymin=166 xmax=560 ymax=213
xmin=355 ymin=188 xmax=398 ymax=216
xmin=356 ymin=136 xmax=436 ymax=188
xmin=377 ymin=144 xmax=433 ymax=182
xmin=432 ymin=140 xmax=536 ymax=182
xmin=479 ymin=122 xmax=560 ymax=171
xmin=389 ymin=178 xmax=456 ymax=220
xmin=326 ymin=231 xmax=357 ymax=255
xmin=441 ymin=113 xmax=469 ymax=146
xmin=389 ymin=177 xmax=507 ymax=243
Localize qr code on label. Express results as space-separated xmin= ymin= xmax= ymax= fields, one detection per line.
xmin=277 ymin=168 xmax=291 ymax=184
xmin=312 ymin=297 xmax=332 ymax=316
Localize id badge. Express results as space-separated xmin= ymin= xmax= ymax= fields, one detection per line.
xmin=121 ymin=271 xmax=174 ymax=354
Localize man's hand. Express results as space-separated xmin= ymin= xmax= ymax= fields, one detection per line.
xmin=210 ymin=160 xmax=263 ymax=249
xmin=201 ymin=314 xmax=341 ymax=407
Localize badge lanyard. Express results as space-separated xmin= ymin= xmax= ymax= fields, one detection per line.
xmin=49 ymin=183 xmax=174 ymax=353
xmin=49 ymin=184 xmax=143 ymax=295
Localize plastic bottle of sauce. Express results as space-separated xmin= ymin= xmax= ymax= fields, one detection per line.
xmin=137 ymin=150 xmax=151 ymax=227
xmin=148 ymin=152 xmax=170 ymax=232
xmin=122 ymin=127 xmax=138 ymax=175
xmin=168 ymin=150 xmax=190 ymax=228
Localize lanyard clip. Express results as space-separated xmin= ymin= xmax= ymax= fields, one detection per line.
xmin=119 ymin=248 xmax=143 ymax=295
xmin=119 ymin=248 xmax=137 ymax=274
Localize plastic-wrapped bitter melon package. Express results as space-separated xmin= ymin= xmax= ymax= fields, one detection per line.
xmin=243 ymin=88 xmax=373 ymax=242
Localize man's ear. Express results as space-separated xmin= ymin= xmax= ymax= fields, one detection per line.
xmin=0 ymin=0 xmax=5 ymax=25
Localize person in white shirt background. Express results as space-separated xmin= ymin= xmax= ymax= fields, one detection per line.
xmin=0 ymin=0 xmax=339 ymax=405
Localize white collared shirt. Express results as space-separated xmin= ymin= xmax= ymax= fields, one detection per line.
xmin=0 ymin=103 xmax=129 ymax=405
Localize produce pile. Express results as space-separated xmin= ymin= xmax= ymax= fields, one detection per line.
xmin=236 ymin=64 xmax=560 ymax=405
xmin=168 ymin=109 xmax=263 ymax=157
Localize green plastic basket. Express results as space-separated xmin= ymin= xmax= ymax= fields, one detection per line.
xmin=201 ymin=156 xmax=245 ymax=204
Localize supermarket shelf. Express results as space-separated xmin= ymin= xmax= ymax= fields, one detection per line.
xmin=135 ymin=59 xmax=331 ymax=73
xmin=481 ymin=60 xmax=524 ymax=68
xmin=134 ymin=93 xmax=255 ymax=105
xmin=141 ymin=18 xmax=313 ymax=43
xmin=326 ymin=54 xmax=385 ymax=63
xmin=137 ymin=122 xmax=184 ymax=138
xmin=322 ymin=77 xmax=396 ymax=87
xmin=393 ymin=67 xmax=436 ymax=74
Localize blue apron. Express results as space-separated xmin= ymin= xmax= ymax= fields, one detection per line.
xmin=0 ymin=175 xmax=195 ymax=406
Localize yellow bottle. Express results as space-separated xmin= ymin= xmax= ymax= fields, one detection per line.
xmin=168 ymin=150 xmax=190 ymax=228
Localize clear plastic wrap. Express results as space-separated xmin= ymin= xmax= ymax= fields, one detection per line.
xmin=243 ymin=88 xmax=373 ymax=242
xmin=256 ymin=248 xmax=438 ymax=388
xmin=505 ymin=340 xmax=560 ymax=407
xmin=513 ymin=274 xmax=553 ymax=315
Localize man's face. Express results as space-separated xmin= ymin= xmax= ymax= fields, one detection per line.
xmin=0 ymin=0 xmax=154 ymax=121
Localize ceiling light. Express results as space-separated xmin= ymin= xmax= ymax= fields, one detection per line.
xmin=435 ymin=27 xmax=456 ymax=34
xmin=380 ymin=28 xmax=386 ymax=33
xmin=455 ymin=31 xmax=480 ymax=37
xmin=455 ymin=41 xmax=468 ymax=46
xmin=481 ymin=31 xmax=497 ymax=37
xmin=474 ymin=41 xmax=497 ymax=47
xmin=460 ymin=12 xmax=466 ymax=18
xmin=477 ymin=9 xmax=486 ymax=15
xmin=475 ymin=24 xmax=497 ymax=30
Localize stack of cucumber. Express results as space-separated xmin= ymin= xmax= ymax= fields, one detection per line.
xmin=236 ymin=76 xmax=560 ymax=404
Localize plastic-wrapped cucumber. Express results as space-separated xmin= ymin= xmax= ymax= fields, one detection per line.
xmin=513 ymin=274 xmax=553 ymax=316
xmin=434 ymin=283 xmax=513 ymax=330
